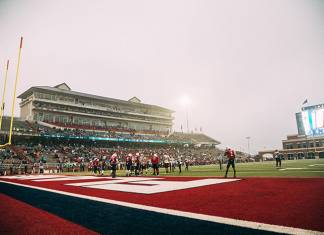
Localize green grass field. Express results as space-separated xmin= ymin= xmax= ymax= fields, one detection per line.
xmin=156 ymin=159 xmax=324 ymax=177
xmin=64 ymin=159 xmax=324 ymax=178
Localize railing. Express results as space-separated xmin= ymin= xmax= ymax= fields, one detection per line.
xmin=0 ymin=162 xmax=131 ymax=176
xmin=33 ymin=98 xmax=173 ymax=120
xmin=39 ymin=134 xmax=192 ymax=144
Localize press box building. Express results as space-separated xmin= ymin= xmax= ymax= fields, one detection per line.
xmin=18 ymin=83 xmax=174 ymax=132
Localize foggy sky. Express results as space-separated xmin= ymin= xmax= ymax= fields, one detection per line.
xmin=0 ymin=0 xmax=324 ymax=153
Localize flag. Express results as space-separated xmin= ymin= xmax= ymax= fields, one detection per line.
xmin=302 ymin=99 xmax=308 ymax=105
xmin=180 ymin=124 xmax=183 ymax=132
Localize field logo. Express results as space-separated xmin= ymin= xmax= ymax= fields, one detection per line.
xmin=67 ymin=177 xmax=240 ymax=194
xmin=0 ymin=175 xmax=239 ymax=194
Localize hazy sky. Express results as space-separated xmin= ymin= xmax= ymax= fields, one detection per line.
xmin=0 ymin=0 xmax=324 ymax=153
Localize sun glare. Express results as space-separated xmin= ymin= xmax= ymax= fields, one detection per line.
xmin=180 ymin=95 xmax=190 ymax=106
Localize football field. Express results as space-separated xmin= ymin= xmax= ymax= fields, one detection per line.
xmin=58 ymin=159 xmax=324 ymax=178
xmin=157 ymin=159 xmax=324 ymax=177
xmin=1 ymin=159 xmax=323 ymax=235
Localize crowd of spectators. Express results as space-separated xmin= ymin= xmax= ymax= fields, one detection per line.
xmin=1 ymin=117 xmax=220 ymax=146
xmin=46 ymin=121 xmax=168 ymax=135
xmin=0 ymin=139 xmax=252 ymax=176
xmin=38 ymin=127 xmax=169 ymax=141
xmin=0 ymin=119 xmax=250 ymax=176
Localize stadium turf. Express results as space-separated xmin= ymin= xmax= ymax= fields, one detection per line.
xmin=2 ymin=176 xmax=324 ymax=231
xmin=1 ymin=161 xmax=324 ymax=234
xmin=157 ymin=159 xmax=324 ymax=177
xmin=0 ymin=193 xmax=98 ymax=235
xmin=63 ymin=159 xmax=324 ymax=177
xmin=0 ymin=182 xmax=281 ymax=235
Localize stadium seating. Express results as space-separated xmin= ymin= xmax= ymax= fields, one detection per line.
xmin=0 ymin=116 xmax=221 ymax=147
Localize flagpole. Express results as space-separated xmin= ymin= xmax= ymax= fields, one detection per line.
xmin=0 ymin=60 xmax=9 ymax=130
xmin=8 ymin=37 xmax=23 ymax=145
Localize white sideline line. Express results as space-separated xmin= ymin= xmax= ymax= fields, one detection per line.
xmin=0 ymin=180 xmax=322 ymax=235
xmin=309 ymin=164 xmax=324 ymax=167
xmin=0 ymin=175 xmax=66 ymax=180
xmin=279 ymin=168 xmax=309 ymax=171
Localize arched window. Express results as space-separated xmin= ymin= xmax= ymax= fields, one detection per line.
xmin=297 ymin=152 xmax=304 ymax=159
xmin=306 ymin=152 xmax=315 ymax=159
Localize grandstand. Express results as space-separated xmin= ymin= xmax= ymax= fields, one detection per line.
xmin=18 ymin=83 xmax=174 ymax=133
xmin=0 ymin=82 xmax=226 ymax=176
xmin=0 ymin=116 xmax=38 ymax=135
xmin=168 ymin=132 xmax=220 ymax=146
xmin=0 ymin=115 xmax=220 ymax=146
xmin=0 ymin=82 xmax=219 ymax=147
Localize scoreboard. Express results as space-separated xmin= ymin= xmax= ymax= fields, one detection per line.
xmin=301 ymin=106 xmax=324 ymax=136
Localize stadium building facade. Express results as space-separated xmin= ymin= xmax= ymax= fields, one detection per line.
xmin=18 ymin=83 xmax=174 ymax=133
xmin=259 ymin=102 xmax=324 ymax=160
xmin=281 ymin=134 xmax=324 ymax=159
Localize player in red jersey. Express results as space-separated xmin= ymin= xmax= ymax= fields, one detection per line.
xmin=110 ymin=153 xmax=118 ymax=178
xmin=125 ymin=153 xmax=132 ymax=176
xmin=151 ymin=153 xmax=160 ymax=176
xmin=93 ymin=158 xmax=99 ymax=175
xmin=224 ymin=147 xmax=236 ymax=178
xmin=134 ymin=153 xmax=141 ymax=176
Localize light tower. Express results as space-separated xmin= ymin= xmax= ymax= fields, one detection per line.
xmin=180 ymin=95 xmax=190 ymax=133
xmin=246 ymin=136 xmax=251 ymax=157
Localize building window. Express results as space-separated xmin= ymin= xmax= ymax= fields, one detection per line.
xmin=62 ymin=116 xmax=68 ymax=123
xmin=307 ymin=152 xmax=315 ymax=159
xmin=44 ymin=114 xmax=49 ymax=122
xmin=297 ymin=153 xmax=304 ymax=159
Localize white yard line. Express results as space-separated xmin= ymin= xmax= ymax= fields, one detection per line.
xmin=279 ymin=168 xmax=309 ymax=171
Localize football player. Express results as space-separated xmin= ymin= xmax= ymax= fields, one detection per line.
xmin=224 ymin=147 xmax=236 ymax=178
xmin=110 ymin=153 xmax=118 ymax=178
xmin=151 ymin=153 xmax=160 ymax=176
xmin=125 ymin=153 xmax=132 ymax=177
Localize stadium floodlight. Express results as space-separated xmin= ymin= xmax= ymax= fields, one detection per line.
xmin=246 ymin=136 xmax=251 ymax=157
xmin=0 ymin=37 xmax=23 ymax=148
xmin=179 ymin=95 xmax=190 ymax=133
xmin=180 ymin=95 xmax=191 ymax=107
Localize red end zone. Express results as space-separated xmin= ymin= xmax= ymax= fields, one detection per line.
xmin=1 ymin=175 xmax=324 ymax=232
xmin=0 ymin=193 xmax=98 ymax=235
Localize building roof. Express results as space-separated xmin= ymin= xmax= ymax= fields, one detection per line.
xmin=18 ymin=84 xmax=174 ymax=113
xmin=301 ymin=103 xmax=324 ymax=111
xmin=54 ymin=83 xmax=71 ymax=91
xmin=128 ymin=96 xmax=141 ymax=103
